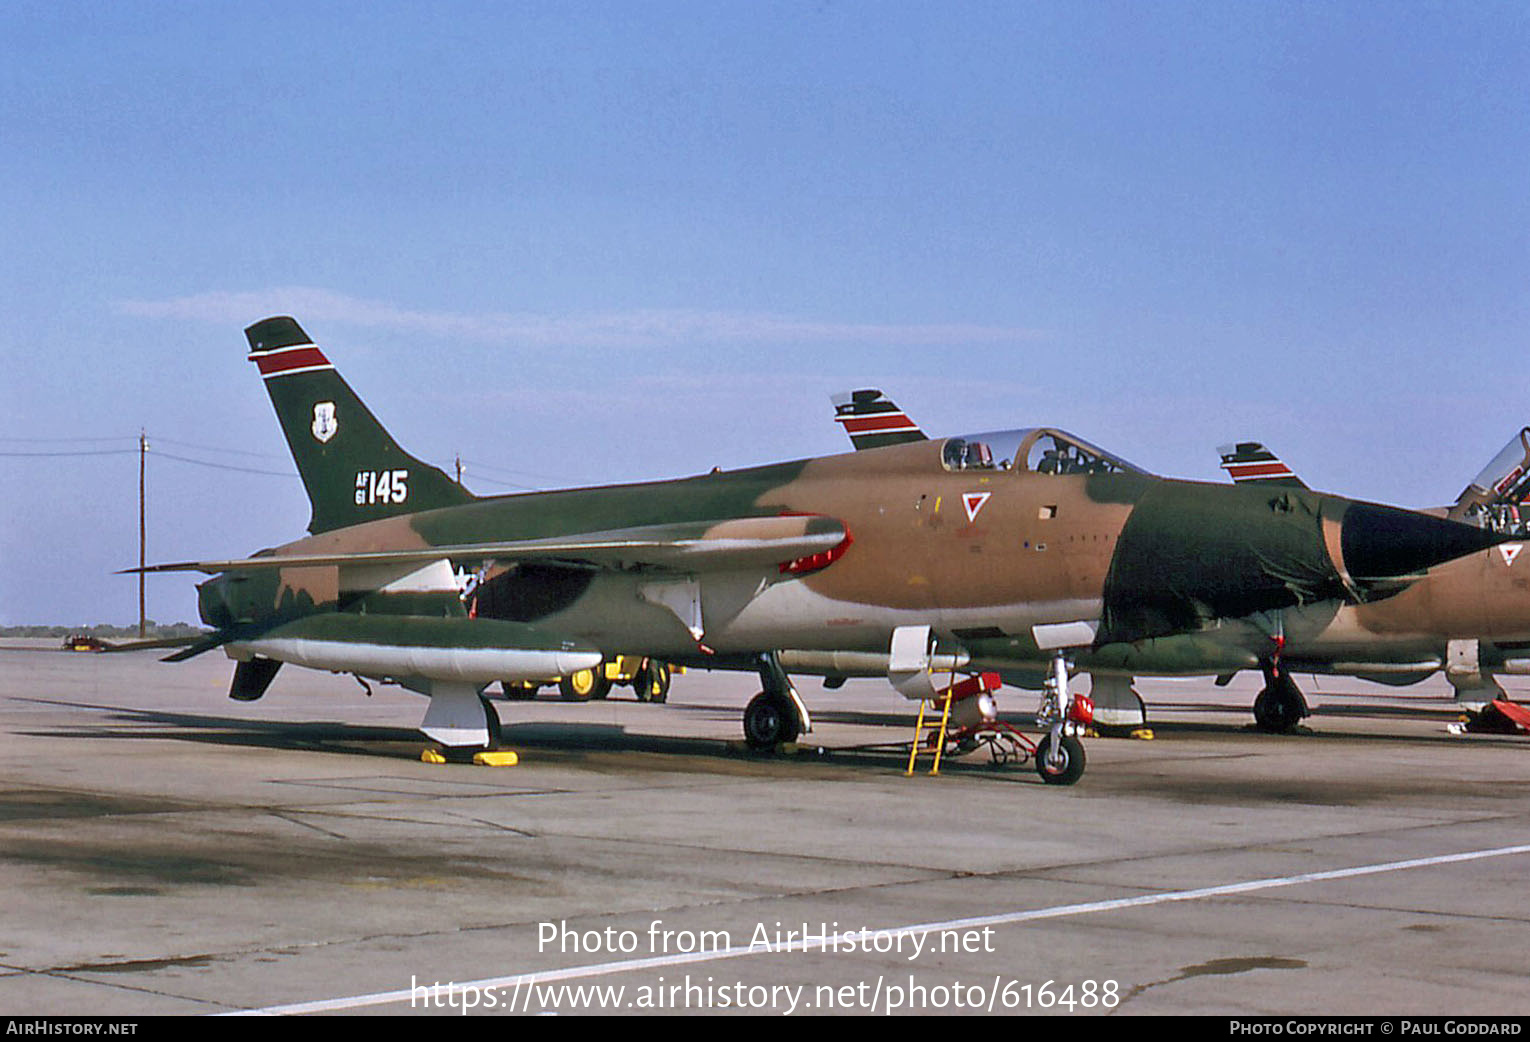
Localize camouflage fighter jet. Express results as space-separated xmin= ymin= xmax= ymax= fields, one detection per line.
xmin=830 ymin=391 xmax=1530 ymax=734
xmin=134 ymin=321 xmax=1505 ymax=783
xmin=1214 ymin=431 xmax=1530 ymax=718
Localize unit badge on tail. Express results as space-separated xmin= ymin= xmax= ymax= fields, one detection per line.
xmin=312 ymin=402 xmax=338 ymax=443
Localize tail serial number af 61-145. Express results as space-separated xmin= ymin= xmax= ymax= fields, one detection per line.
xmin=133 ymin=318 xmax=1508 ymax=785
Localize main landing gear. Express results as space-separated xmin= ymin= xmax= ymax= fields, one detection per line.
xmin=743 ymin=652 xmax=811 ymax=750
xmin=1252 ymin=663 xmax=1309 ymax=733
xmin=632 ymin=659 xmax=672 ymax=703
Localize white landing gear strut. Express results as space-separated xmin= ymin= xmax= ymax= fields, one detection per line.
xmin=1034 ymin=652 xmax=1092 ymax=785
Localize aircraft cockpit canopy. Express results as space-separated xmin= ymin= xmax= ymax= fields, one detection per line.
xmin=1456 ymin=427 xmax=1530 ymax=535
xmin=1465 ymin=427 xmax=1530 ymax=503
xmin=940 ymin=428 xmax=1144 ymax=476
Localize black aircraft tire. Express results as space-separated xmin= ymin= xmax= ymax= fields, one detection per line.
xmin=635 ymin=661 xmax=671 ymax=704
xmin=1035 ymin=733 xmax=1085 ymax=785
xmin=744 ymin=692 xmax=800 ymax=750
xmin=502 ymin=681 xmax=539 ymax=701
xmin=632 ymin=661 xmax=654 ymax=703
xmin=1253 ymin=689 xmax=1277 ymax=732
xmin=1253 ymin=687 xmax=1303 ymax=733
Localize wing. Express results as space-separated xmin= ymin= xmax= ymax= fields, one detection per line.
xmin=128 ymin=514 xmax=851 ymax=577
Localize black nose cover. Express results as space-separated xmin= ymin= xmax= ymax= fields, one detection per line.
xmin=1099 ymin=482 xmax=1507 ymax=646
xmin=1339 ymin=501 xmax=1504 ymax=582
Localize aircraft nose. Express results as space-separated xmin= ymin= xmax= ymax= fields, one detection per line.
xmin=1338 ymin=500 xmax=1505 ymax=582
xmin=1100 ymin=481 xmax=1507 ymax=646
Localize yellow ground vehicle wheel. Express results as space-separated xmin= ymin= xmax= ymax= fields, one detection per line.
xmin=559 ymin=667 xmax=611 ymax=701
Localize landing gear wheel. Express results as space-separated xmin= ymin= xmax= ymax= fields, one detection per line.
xmin=1035 ymin=732 xmax=1085 ymax=785
xmin=560 ymin=668 xmax=611 ymax=702
xmin=480 ymin=695 xmax=504 ymax=750
xmin=1253 ymin=686 xmax=1305 ymax=733
xmin=743 ymin=692 xmax=800 ymax=750
xmin=633 ymin=660 xmax=671 ymax=704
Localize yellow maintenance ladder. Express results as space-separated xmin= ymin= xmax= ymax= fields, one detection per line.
xmin=905 ymin=689 xmax=954 ymax=776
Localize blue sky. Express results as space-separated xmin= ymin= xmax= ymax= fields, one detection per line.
xmin=3 ymin=1 xmax=1528 ymax=625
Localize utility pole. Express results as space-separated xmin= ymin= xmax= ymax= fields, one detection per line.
xmin=139 ymin=430 xmax=147 ymax=638
xmin=455 ymin=454 xmax=463 ymax=487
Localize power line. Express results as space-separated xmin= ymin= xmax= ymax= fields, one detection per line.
xmin=0 ymin=434 xmax=293 ymax=473
xmin=0 ymin=446 xmax=294 ymax=475
xmin=0 ymin=435 xmax=137 ymax=444
xmin=456 ymin=456 xmax=591 ymax=486
xmin=149 ymin=451 xmax=297 ymax=478
xmin=0 ymin=448 xmax=138 ymax=457
xmin=456 ymin=472 xmax=541 ymax=492
xmin=149 ymin=435 xmax=290 ymax=462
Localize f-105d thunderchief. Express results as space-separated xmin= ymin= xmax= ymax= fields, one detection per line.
xmin=136 ymin=320 xmax=1506 ymax=784
xmin=1215 ymin=431 xmax=1530 ymax=725
xmin=835 ymin=390 xmax=1530 ymax=734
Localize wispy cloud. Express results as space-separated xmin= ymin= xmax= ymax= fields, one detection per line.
xmin=115 ymin=287 xmax=1045 ymax=349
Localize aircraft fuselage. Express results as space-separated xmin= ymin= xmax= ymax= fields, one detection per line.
xmin=199 ymin=437 xmax=1518 ymax=683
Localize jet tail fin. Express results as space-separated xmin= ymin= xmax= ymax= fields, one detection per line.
xmin=831 ymin=389 xmax=927 ymax=450
xmin=246 ymin=316 xmax=475 ymax=534
xmin=1217 ymin=442 xmax=1308 ymax=489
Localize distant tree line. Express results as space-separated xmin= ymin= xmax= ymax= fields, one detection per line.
xmin=0 ymin=621 xmax=207 ymax=638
